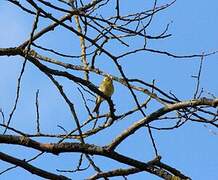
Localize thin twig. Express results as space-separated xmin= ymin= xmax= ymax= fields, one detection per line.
xmin=3 ymin=10 xmax=40 ymax=134
xmin=35 ymin=90 xmax=40 ymax=134
xmin=193 ymin=52 xmax=204 ymax=98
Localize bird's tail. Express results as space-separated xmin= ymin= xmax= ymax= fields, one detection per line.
xmin=92 ymin=101 xmax=101 ymax=113
xmin=93 ymin=96 xmax=103 ymax=113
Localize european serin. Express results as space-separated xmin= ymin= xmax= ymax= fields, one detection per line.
xmin=93 ymin=75 xmax=114 ymax=113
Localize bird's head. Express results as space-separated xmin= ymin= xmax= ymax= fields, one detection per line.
xmin=103 ymin=75 xmax=113 ymax=82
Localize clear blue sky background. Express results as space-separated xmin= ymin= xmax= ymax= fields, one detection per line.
xmin=0 ymin=1 xmax=218 ymax=180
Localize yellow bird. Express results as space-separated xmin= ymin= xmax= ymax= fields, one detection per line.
xmin=93 ymin=75 xmax=114 ymax=113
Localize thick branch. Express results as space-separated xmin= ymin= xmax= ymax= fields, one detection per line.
xmin=108 ymin=98 xmax=218 ymax=150
xmin=0 ymin=134 xmax=189 ymax=178
xmin=0 ymin=151 xmax=70 ymax=180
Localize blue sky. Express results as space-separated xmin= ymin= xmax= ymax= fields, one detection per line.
xmin=0 ymin=1 xmax=218 ymax=180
